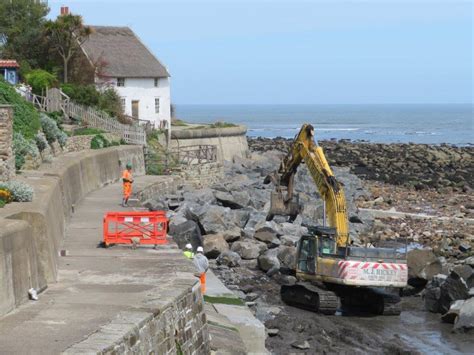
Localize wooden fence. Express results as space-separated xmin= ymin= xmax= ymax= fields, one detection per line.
xmin=29 ymin=88 xmax=147 ymax=146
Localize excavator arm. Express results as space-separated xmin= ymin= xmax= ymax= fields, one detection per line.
xmin=267 ymin=124 xmax=349 ymax=248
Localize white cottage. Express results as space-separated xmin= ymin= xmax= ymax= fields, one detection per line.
xmin=81 ymin=26 xmax=171 ymax=128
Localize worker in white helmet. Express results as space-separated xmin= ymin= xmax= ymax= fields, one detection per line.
xmin=183 ymin=243 xmax=194 ymax=259
xmin=193 ymin=246 xmax=209 ymax=294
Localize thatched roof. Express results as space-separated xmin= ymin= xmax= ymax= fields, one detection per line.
xmin=81 ymin=26 xmax=170 ymax=78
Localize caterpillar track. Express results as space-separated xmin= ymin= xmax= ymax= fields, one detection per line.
xmin=281 ymin=282 xmax=339 ymax=315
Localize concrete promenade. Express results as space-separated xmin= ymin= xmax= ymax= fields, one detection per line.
xmin=0 ymin=176 xmax=207 ymax=354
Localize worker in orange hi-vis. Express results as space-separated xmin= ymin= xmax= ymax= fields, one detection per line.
xmin=121 ymin=163 xmax=134 ymax=207
xmin=193 ymin=246 xmax=209 ymax=295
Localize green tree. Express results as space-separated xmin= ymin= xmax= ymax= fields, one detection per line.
xmin=45 ymin=14 xmax=92 ymax=83
xmin=0 ymin=0 xmax=49 ymax=69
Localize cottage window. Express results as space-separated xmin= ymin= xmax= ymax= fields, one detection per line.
xmin=154 ymin=78 xmax=159 ymax=87
xmin=155 ymin=98 xmax=160 ymax=114
xmin=120 ymin=98 xmax=126 ymax=111
xmin=117 ymin=78 xmax=125 ymax=87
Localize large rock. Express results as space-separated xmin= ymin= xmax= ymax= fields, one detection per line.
xmin=277 ymin=246 xmax=297 ymax=269
xmin=439 ymin=271 xmax=470 ymax=314
xmin=407 ymin=249 xmax=442 ymax=286
xmin=425 ymin=272 xmax=470 ymax=314
xmin=228 ymin=209 xmax=250 ymax=229
xmin=183 ymin=188 xmax=216 ymax=205
xmin=203 ymin=233 xmax=229 ymax=259
xmin=222 ymin=226 xmax=242 ymax=242
xmin=200 ymin=205 xmax=233 ymax=234
xmin=168 ymin=220 xmax=203 ymax=249
xmin=143 ymin=197 xmax=167 ymax=211
xmin=453 ymin=265 xmax=474 ymax=288
xmin=258 ymin=249 xmax=280 ymax=272
xmin=254 ymin=229 xmax=278 ymax=244
xmin=216 ymin=251 xmax=241 ymax=267
xmin=243 ymin=211 xmax=267 ymax=236
xmin=215 ymin=190 xmax=251 ymax=209
xmin=231 ymin=239 xmax=267 ymax=260
xmin=454 ymin=298 xmax=474 ymax=332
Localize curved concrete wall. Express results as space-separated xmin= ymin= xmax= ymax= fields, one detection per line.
xmin=171 ymin=125 xmax=249 ymax=162
xmin=0 ymin=146 xmax=145 ymax=317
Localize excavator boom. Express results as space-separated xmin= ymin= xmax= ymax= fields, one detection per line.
xmin=268 ymin=124 xmax=349 ymax=247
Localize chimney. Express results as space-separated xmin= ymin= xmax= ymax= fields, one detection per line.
xmin=60 ymin=6 xmax=69 ymax=15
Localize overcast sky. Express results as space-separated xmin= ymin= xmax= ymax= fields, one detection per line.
xmin=48 ymin=1 xmax=473 ymax=105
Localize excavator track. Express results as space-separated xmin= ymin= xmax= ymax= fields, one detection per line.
xmin=338 ymin=287 xmax=402 ymax=316
xmin=281 ymin=282 xmax=338 ymax=315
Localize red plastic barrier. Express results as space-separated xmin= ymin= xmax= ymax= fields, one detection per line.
xmin=103 ymin=211 xmax=168 ymax=247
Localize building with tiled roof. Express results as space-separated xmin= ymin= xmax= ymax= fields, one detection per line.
xmin=0 ymin=60 xmax=19 ymax=84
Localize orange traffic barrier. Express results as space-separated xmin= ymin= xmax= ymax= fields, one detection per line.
xmin=103 ymin=211 xmax=168 ymax=247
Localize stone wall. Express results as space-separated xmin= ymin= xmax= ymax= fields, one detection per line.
xmin=175 ymin=162 xmax=224 ymax=187
xmin=0 ymin=105 xmax=15 ymax=181
xmin=65 ymin=283 xmax=209 ymax=354
xmin=64 ymin=133 xmax=122 ymax=153
xmin=0 ymin=146 xmax=145 ymax=317
xmin=171 ymin=125 xmax=249 ymax=163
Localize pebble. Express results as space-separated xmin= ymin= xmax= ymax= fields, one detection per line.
xmin=291 ymin=340 xmax=310 ymax=350
xmin=267 ymin=328 xmax=279 ymax=337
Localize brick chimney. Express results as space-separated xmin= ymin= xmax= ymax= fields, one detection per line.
xmin=60 ymin=6 xmax=69 ymax=15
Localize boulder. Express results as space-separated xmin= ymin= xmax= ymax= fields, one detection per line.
xmin=222 ymin=226 xmax=242 ymax=242
xmin=143 ymin=198 xmax=167 ymax=211
xmin=231 ymin=239 xmax=267 ymax=260
xmin=203 ymin=234 xmax=229 ymax=259
xmin=454 ymin=298 xmax=474 ymax=332
xmin=200 ymin=205 xmax=233 ymax=234
xmin=215 ymin=190 xmax=251 ymax=209
xmin=183 ymin=188 xmax=216 ymax=205
xmin=277 ymin=222 xmax=308 ymax=237
xmin=424 ymin=274 xmax=447 ymax=313
xmin=407 ymin=249 xmax=442 ymax=286
xmin=441 ymin=299 xmax=465 ymax=324
xmin=254 ymin=229 xmax=278 ymax=244
xmin=453 ymin=265 xmax=474 ymax=288
xmin=464 ymin=256 xmax=474 ymax=267
xmin=168 ymin=220 xmax=203 ymax=250
xmin=439 ymin=271 xmax=470 ymax=314
xmin=243 ymin=212 xmax=267 ymax=236
xmin=258 ymin=249 xmax=280 ymax=272
xmin=216 ymin=251 xmax=241 ymax=267
xmin=280 ymin=235 xmax=299 ymax=247
xmin=228 ymin=209 xmax=250 ymax=228
xmin=277 ymin=246 xmax=297 ymax=269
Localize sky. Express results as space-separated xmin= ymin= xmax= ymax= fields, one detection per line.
xmin=48 ymin=0 xmax=473 ymax=105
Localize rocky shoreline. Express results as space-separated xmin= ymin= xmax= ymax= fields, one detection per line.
xmin=146 ymin=138 xmax=473 ymax=354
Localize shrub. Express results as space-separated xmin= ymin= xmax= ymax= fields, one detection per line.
xmin=13 ymin=132 xmax=39 ymax=170
xmin=40 ymin=113 xmax=60 ymax=143
xmin=73 ymin=127 xmax=105 ymax=136
xmin=90 ymin=134 xmax=110 ymax=149
xmin=98 ymin=88 xmax=123 ymax=119
xmin=61 ymin=83 xmax=99 ymax=107
xmin=0 ymin=181 xmax=34 ymax=202
xmin=0 ymin=188 xmax=13 ymax=203
xmin=0 ymin=200 xmax=5 ymax=208
xmin=47 ymin=111 xmax=64 ymax=129
xmin=35 ymin=132 xmax=48 ymax=153
xmin=57 ymin=130 xmax=68 ymax=148
xmin=25 ymin=69 xmax=57 ymax=95
xmin=0 ymin=79 xmax=41 ymax=139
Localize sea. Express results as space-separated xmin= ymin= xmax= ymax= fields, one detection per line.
xmin=175 ymin=104 xmax=473 ymax=145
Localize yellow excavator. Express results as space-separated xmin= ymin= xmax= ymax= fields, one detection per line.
xmin=265 ymin=124 xmax=408 ymax=315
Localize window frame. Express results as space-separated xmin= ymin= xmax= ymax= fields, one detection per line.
xmin=154 ymin=97 xmax=160 ymax=114
xmin=117 ymin=77 xmax=125 ymax=87
xmin=154 ymin=78 xmax=159 ymax=87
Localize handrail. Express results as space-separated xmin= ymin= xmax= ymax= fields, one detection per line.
xmin=27 ymin=88 xmax=147 ymax=146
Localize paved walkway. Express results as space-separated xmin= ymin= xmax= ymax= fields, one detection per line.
xmin=0 ymin=177 xmax=197 ymax=354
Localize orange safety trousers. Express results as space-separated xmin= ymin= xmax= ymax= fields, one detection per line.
xmin=122 ymin=169 xmax=133 ymax=199
xmin=199 ymin=273 xmax=206 ymax=294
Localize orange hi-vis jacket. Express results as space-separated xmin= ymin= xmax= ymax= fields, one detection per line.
xmin=122 ymin=169 xmax=133 ymax=199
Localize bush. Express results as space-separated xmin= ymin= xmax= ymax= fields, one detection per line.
xmin=0 ymin=188 xmax=13 ymax=203
xmin=13 ymin=132 xmax=39 ymax=170
xmin=40 ymin=112 xmax=65 ymax=144
xmin=47 ymin=111 xmax=64 ymax=129
xmin=73 ymin=127 xmax=105 ymax=136
xmin=0 ymin=181 xmax=34 ymax=202
xmin=0 ymin=200 xmax=5 ymax=208
xmin=90 ymin=134 xmax=110 ymax=149
xmin=61 ymin=83 xmax=100 ymax=107
xmin=57 ymin=130 xmax=68 ymax=148
xmin=98 ymin=88 xmax=123 ymax=119
xmin=35 ymin=132 xmax=48 ymax=153
xmin=25 ymin=69 xmax=57 ymax=95
xmin=0 ymin=79 xmax=40 ymax=139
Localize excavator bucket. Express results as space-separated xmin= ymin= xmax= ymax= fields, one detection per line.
xmin=267 ymin=190 xmax=301 ymax=221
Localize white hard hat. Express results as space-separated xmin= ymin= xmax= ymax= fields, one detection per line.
xmin=197 ymin=246 xmax=204 ymax=253
xmin=185 ymin=243 xmax=192 ymax=249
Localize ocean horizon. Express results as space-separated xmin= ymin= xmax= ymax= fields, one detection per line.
xmin=175 ymin=104 xmax=473 ymax=145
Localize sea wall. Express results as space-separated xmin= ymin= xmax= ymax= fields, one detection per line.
xmin=0 ymin=146 xmax=145 ymax=317
xmin=171 ymin=125 xmax=249 ymax=163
